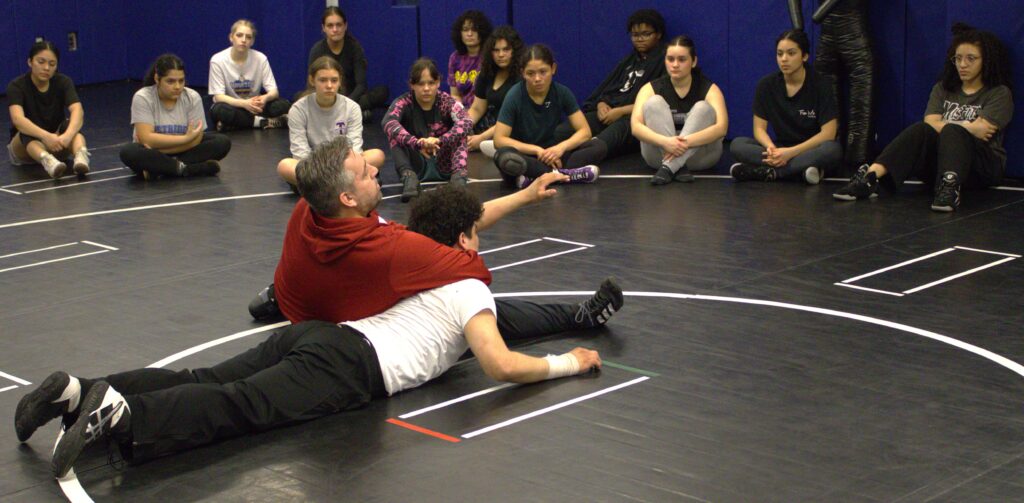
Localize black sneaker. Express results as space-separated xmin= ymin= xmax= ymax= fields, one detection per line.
xmin=674 ymin=167 xmax=695 ymax=183
xmin=650 ymin=166 xmax=674 ymax=185
xmin=15 ymin=371 xmax=74 ymax=442
xmin=833 ymin=164 xmax=878 ymax=201
xmin=52 ymin=381 xmax=130 ymax=478
xmin=400 ymin=170 xmax=420 ymax=203
xmin=248 ymin=284 xmax=282 ymax=321
xmin=449 ymin=172 xmax=468 ymax=188
xmin=575 ymin=277 xmax=625 ymax=327
xmin=730 ymin=162 xmax=775 ymax=182
xmin=183 ymin=160 xmax=221 ymax=177
xmin=931 ymin=171 xmax=961 ymax=212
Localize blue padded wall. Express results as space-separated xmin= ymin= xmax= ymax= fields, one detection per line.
xmin=868 ymin=0 xmax=908 ymax=149
xmin=511 ymin=0 xmax=585 ymax=99
xmin=726 ymin=0 xmax=795 ymax=139
xmin=0 ymin=1 xmax=21 ymax=89
xmin=253 ymin=0 xmax=323 ymax=100
xmin=338 ymin=1 xmax=420 ymax=106
xmin=418 ymin=0 xmax=509 ymax=94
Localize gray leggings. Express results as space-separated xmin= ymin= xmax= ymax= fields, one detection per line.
xmin=729 ymin=136 xmax=842 ymax=179
xmin=640 ymin=96 xmax=723 ymax=173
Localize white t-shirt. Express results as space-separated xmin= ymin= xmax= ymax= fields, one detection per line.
xmin=345 ymin=279 xmax=497 ymax=395
xmin=287 ymin=92 xmax=364 ymax=159
xmin=129 ymin=85 xmax=206 ymax=142
xmin=208 ymin=48 xmax=278 ymax=99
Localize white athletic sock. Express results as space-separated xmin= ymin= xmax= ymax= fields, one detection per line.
xmin=101 ymin=386 xmax=129 ymax=427
xmin=55 ymin=375 xmax=82 ymax=412
xmin=253 ymin=115 xmax=264 ymax=127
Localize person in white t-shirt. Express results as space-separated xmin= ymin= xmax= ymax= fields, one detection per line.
xmin=28 ymin=184 xmax=608 ymax=477
xmin=276 ymin=56 xmax=385 ymax=187
xmin=208 ymin=19 xmax=290 ymax=131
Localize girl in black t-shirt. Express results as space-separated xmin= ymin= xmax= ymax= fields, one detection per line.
xmin=729 ymin=29 xmax=841 ymax=184
xmin=631 ymin=35 xmax=728 ymax=185
xmin=834 ymin=23 xmax=1013 ymax=212
xmin=466 ymin=25 xmax=524 ymax=157
xmin=6 ymin=41 xmax=90 ymax=179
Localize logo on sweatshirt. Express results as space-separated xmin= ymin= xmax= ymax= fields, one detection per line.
xmin=335 ymin=120 xmax=348 ymax=135
xmin=798 ymin=109 xmax=817 ymax=119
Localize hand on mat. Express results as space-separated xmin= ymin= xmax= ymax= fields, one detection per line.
xmin=966 ymin=118 xmax=997 ymax=142
xmin=526 ymin=171 xmax=569 ymax=200
xmin=569 ymin=347 xmax=602 ymax=373
xmin=538 ymin=145 xmax=565 ymax=169
xmin=596 ymin=102 xmax=612 ymax=122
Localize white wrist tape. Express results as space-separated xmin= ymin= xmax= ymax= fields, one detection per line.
xmin=544 ymin=353 xmax=580 ymax=380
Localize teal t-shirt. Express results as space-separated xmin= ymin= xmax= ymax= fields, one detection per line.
xmin=496 ymin=81 xmax=579 ymax=148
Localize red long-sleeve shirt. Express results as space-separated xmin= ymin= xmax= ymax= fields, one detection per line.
xmin=274 ymin=199 xmax=492 ymax=323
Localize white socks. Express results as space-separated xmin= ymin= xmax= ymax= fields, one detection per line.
xmin=55 ymin=375 xmax=82 ymax=412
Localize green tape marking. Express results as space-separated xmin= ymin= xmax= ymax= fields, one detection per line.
xmin=602 ymin=360 xmax=659 ymax=377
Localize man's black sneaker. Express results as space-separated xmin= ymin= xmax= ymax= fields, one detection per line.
xmin=15 ymin=371 xmax=74 ymax=442
xmin=400 ymin=171 xmax=420 ymax=203
xmin=575 ymin=277 xmax=625 ymax=327
xmin=248 ymin=284 xmax=283 ymax=321
xmin=931 ymin=171 xmax=961 ymax=212
xmin=833 ymin=164 xmax=878 ymax=201
xmin=52 ymin=381 xmax=130 ymax=478
xmin=730 ymin=162 xmax=775 ymax=182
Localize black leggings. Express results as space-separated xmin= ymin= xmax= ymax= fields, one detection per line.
xmin=119 ymin=133 xmax=232 ymax=177
xmin=876 ymin=122 xmax=1003 ymax=190
xmin=210 ymin=99 xmax=290 ymax=130
xmin=82 ymin=321 xmax=384 ymax=462
xmin=494 ymin=139 xmax=608 ymax=179
xmin=553 ymin=111 xmax=636 ymax=159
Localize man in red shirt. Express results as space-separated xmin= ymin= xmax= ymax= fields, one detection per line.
xmin=252 ymin=136 xmax=622 ymax=341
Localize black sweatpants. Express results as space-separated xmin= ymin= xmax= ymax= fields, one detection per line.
xmin=494 ymin=139 xmax=607 ymax=180
xmin=875 ymin=121 xmax=1003 ymax=190
xmin=210 ymin=99 xmax=291 ymax=130
xmin=553 ymin=111 xmax=637 ymax=159
xmin=84 ymin=321 xmax=384 ymax=462
xmin=119 ymin=133 xmax=232 ymax=177
xmin=495 ymin=298 xmax=589 ymax=344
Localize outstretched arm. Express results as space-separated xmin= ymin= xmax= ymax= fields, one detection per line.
xmin=465 ymin=310 xmax=600 ymax=383
xmin=478 ymin=171 xmax=569 ymax=231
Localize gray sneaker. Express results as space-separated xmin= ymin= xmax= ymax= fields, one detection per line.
xmin=41 ymin=154 xmax=67 ymax=179
xmin=72 ymin=148 xmax=90 ymax=175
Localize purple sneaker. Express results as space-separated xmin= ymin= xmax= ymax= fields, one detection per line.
xmin=558 ymin=165 xmax=600 ymax=184
xmin=516 ymin=175 xmax=534 ymax=189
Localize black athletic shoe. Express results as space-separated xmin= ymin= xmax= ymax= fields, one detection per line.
xmin=833 ymin=164 xmax=878 ymax=201
xmin=449 ymin=172 xmax=468 ymax=188
xmin=15 ymin=371 xmax=73 ymax=442
xmin=650 ymin=166 xmax=674 ymax=185
xmin=52 ymin=381 xmax=130 ymax=478
xmin=730 ymin=162 xmax=775 ymax=182
xmin=931 ymin=171 xmax=961 ymax=212
xmin=575 ymin=277 xmax=625 ymax=327
xmin=400 ymin=171 xmax=420 ymax=203
xmin=674 ymin=167 xmax=695 ymax=183
xmin=248 ymin=284 xmax=282 ymax=321
xmin=183 ymin=160 xmax=221 ymax=177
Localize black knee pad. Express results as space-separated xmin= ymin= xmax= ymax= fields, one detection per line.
xmin=248 ymin=284 xmax=282 ymax=321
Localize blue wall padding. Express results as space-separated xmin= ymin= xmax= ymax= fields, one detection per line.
xmin=418 ymin=0 xmax=508 ymax=92
xmin=3 ymin=1 xmax=1023 ymax=176
xmin=511 ymin=0 xmax=584 ymax=99
xmin=339 ymin=1 xmax=420 ymax=105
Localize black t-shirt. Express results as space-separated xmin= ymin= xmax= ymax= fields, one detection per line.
xmin=752 ymin=68 xmax=837 ymax=147
xmin=7 ymin=73 xmax=80 ymax=140
xmin=473 ymin=72 xmax=520 ymax=128
xmin=406 ymin=99 xmax=443 ymax=139
xmin=650 ymin=69 xmax=714 ymax=129
xmin=308 ymin=36 xmax=368 ymax=100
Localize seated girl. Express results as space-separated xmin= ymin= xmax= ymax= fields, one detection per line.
xmin=119 ymin=54 xmax=231 ymax=179
xmin=307 ymin=6 xmax=388 ymax=119
xmin=466 ymin=25 xmax=524 ymax=158
xmin=834 ymin=23 xmax=1013 ymax=212
xmin=7 ymin=41 xmax=91 ymax=179
xmin=209 ymin=19 xmax=290 ymax=131
xmin=493 ymin=45 xmax=604 ymax=188
xmin=277 ymin=57 xmax=385 ymax=186
xmin=729 ymin=29 xmax=840 ymax=184
xmin=448 ymin=10 xmax=492 ymax=109
xmin=631 ymin=35 xmax=728 ymax=185
xmin=383 ymin=58 xmax=473 ymax=202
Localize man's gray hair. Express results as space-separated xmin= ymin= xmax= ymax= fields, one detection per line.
xmin=296 ymin=136 xmax=356 ymax=216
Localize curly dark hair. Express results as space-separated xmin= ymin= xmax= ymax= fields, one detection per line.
xmin=407 ymin=185 xmax=483 ymax=247
xmin=451 ymin=10 xmax=493 ymax=55
xmin=627 ymin=9 xmax=665 ymax=36
xmin=940 ymin=22 xmax=1013 ymax=92
xmin=480 ymin=25 xmax=525 ymax=79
